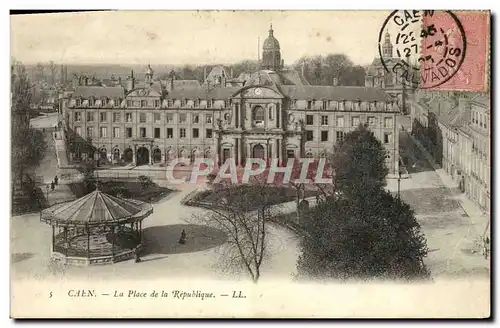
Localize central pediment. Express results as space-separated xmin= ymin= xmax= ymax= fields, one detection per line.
xmin=232 ymin=86 xmax=283 ymax=99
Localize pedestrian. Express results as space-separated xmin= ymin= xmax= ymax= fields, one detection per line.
xmin=179 ymin=229 xmax=187 ymax=245
xmin=54 ymin=175 xmax=59 ymax=186
xmin=483 ymin=236 xmax=490 ymax=260
xmin=134 ymin=247 xmax=142 ymax=263
xmin=50 ymin=181 xmax=55 ymax=191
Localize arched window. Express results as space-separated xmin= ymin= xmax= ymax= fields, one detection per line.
xmin=306 ymin=151 xmax=313 ymax=158
xmin=253 ymin=106 xmax=265 ymax=126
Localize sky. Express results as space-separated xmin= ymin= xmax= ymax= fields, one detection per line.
xmin=11 ymin=10 xmax=392 ymax=67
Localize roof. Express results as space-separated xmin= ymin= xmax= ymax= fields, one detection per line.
xmin=40 ymin=190 xmax=153 ymax=227
xmin=168 ymin=86 xmax=241 ymax=100
xmin=73 ymin=86 xmax=125 ymax=99
xmin=280 ymin=85 xmax=391 ymax=101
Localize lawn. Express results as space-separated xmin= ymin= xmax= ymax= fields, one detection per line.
xmin=69 ymin=179 xmax=174 ymax=203
xmin=188 ymin=185 xmax=319 ymax=211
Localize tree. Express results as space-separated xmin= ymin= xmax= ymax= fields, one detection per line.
xmin=11 ymin=62 xmax=48 ymax=192
xmin=297 ymin=125 xmax=430 ymax=281
xmin=332 ymin=124 xmax=388 ymax=198
xmin=297 ymin=191 xmax=430 ymax=281
xmin=292 ymin=53 xmax=365 ymax=86
xmin=190 ymin=178 xmax=282 ymax=283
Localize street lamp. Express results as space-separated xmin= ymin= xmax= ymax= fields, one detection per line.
xmin=397 ymin=169 xmax=402 ymax=200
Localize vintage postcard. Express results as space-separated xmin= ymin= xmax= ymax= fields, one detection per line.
xmin=10 ymin=10 xmax=491 ymax=318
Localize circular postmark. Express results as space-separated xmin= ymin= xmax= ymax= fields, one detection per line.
xmin=378 ymin=10 xmax=467 ymax=89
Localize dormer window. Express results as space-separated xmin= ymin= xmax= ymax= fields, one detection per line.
xmin=307 ymin=100 xmax=313 ymax=110
xmin=181 ymin=99 xmax=186 ymax=107
xmin=76 ymin=98 xmax=82 ymax=107
xmin=167 ymin=99 xmax=173 ymax=107
xmin=127 ymin=100 xmax=133 ymax=107
xmin=89 ymin=98 xmax=95 ymax=107
xmin=322 ymin=100 xmax=328 ymax=110
xmin=207 ymin=99 xmax=213 ymax=109
xmin=154 ymin=100 xmax=160 ymax=108
xmin=195 ymin=99 xmax=200 ymax=108
xmin=141 ymin=100 xmax=147 ymax=107
xmin=101 ymin=98 xmax=107 ymax=107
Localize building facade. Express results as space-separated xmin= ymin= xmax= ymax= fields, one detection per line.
xmin=412 ymin=91 xmax=490 ymax=213
xmin=62 ymin=26 xmax=401 ymax=174
xmin=365 ymin=31 xmax=414 ymax=115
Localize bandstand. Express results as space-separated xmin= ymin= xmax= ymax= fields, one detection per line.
xmin=40 ymin=190 xmax=153 ymax=266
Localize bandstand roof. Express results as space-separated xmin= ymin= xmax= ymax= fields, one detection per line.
xmin=41 ymin=190 xmax=153 ymax=227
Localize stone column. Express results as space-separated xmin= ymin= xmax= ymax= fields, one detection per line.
xmin=236 ymin=138 xmax=242 ymax=166
xmin=247 ymin=143 xmax=252 ymax=161
xmin=276 ymin=138 xmax=281 ymax=161
xmin=132 ymin=145 xmax=137 ymax=165
xmin=149 ymin=144 xmax=153 ymax=165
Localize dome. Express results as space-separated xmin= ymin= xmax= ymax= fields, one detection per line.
xmin=263 ymin=24 xmax=280 ymax=50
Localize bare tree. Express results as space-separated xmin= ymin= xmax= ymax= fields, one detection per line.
xmin=190 ymin=178 xmax=283 ymax=283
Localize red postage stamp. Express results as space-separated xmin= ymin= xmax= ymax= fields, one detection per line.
xmin=420 ymin=11 xmax=490 ymax=92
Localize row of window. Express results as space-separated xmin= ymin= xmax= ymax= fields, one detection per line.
xmin=76 ymin=126 xmax=214 ymax=139
xmin=305 ymin=129 xmax=393 ymax=144
xmin=304 ymin=115 xmax=394 ymax=128
xmin=74 ymin=112 xmax=214 ymax=124
xmin=74 ymin=98 xmax=222 ymax=109
xmin=471 ymin=110 xmax=488 ymax=130
xmin=290 ymin=100 xmax=395 ymax=111
xmin=73 ymin=98 xmax=395 ymax=112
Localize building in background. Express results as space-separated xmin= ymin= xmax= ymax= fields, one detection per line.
xmin=365 ymin=31 xmax=414 ymax=116
xmin=412 ymin=91 xmax=490 ymax=213
xmin=61 ymin=25 xmax=402 ymax=175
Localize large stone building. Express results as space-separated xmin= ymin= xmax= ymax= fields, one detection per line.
xmin=365 ymin=31 xmax=413 ymax=115
xmin=62 ymin=25 xmax=401 ymax=174
xmin=412 ymin=91 xmax=490 ymax=213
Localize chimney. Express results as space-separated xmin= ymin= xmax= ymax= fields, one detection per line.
xmin=204 ymin=67 xmax=207 ymax=83
xmin=126 ymin=70 xmax=135 ymax=92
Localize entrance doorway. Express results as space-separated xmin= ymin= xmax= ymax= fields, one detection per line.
xmin=124 ymin=148 xmax=133 ymax=163
xmin=153 ymin=148 xmax=161 ymax=163
xmin=252 ymin=144 xmax=265 ymax=159
xmin=136 ymin=147 xmax=150 ymax=166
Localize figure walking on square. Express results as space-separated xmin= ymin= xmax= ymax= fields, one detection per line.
xmin=179 ymin=229 xmax=186 ymax=245
xmin=50 ymin=181 xmax=55 ymax=191
xmin=54 ymin=175 xmax=58 ymax=186
xmin=483 ymin=236 xmax=490 ymax=260
xmin=134 ymin=247 xmax=142 ymax=263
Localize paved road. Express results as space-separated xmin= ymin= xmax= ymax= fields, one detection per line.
xmin=387 ymin=132 xmax=490 ymax=278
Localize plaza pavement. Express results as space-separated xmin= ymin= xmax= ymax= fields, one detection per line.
xmin=386 ymin=132 xmax=490 ymax=278
xmin=11 ymin=182 xmax=302 ymax=282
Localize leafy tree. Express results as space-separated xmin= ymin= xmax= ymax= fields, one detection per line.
xmin=332 ymin=124 xmax=388 ymax=198
xmin=11 ymin=62 xmax=48 ymax=192
xmin=297 ymin=191 xmax=430 ymax=281
xmin=297 ymin=124 xmax=430 ymax=281
xmin=292 ymin=54 xmax=365 ymax=86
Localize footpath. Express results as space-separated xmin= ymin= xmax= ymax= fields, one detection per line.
xmin=408 ymin=134 xmax=490 ymax=238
